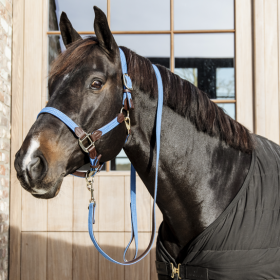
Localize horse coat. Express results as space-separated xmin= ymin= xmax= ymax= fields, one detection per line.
xmin=156 ymin=135 xmax=280 ymax=280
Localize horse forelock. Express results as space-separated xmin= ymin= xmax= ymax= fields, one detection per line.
xmin=120 ymin=46 xmax=255 ymax=154
xmin=48 ymin=37 xmax=98 ymax=87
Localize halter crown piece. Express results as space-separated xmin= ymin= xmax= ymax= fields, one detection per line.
xmin=37 ymin=48 xmax=163 ymax=265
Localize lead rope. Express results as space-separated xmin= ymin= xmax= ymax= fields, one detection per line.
xmin=88 ymin=64 xmax=163 ymax=265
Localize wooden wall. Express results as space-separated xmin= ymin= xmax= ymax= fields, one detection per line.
xmin=10 ymin=0 xmax=278 ymax=279
xmin=10 ymin=0 xmax=163 ymax=279
xmin=18 ymin=175 xmax=162 ymax=280
xmin=253 ymin=0 xmax=280 ymax=144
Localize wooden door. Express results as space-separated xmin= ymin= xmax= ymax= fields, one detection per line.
xmin=10 ymin=0 xmax=253 ymax=279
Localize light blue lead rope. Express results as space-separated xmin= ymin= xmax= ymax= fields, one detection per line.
xmin=88 ymin=64 xmax=163 ymax=265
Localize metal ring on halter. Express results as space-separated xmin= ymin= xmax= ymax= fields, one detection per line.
xmin=123 ymin=74 xmax=133 ymax=90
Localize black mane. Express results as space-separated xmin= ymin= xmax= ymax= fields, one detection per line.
xmin=120 ymin=46 xmax=254 ymax=153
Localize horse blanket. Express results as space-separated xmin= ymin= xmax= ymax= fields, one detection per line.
xmin=156 ymin=135 xmax=280 ymax=279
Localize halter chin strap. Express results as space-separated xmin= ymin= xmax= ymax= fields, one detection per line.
xmin=37 ymin=48 xmax=163 ymax=265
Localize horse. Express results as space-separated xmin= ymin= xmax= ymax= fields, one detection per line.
xmin=14 ymin=6 xmax=280 ymax=280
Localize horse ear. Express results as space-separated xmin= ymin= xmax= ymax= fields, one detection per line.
xmin=59 ymin=12 xmax=82 ymax=48
xmin=93 ymin=6 xmax=118 ymax=55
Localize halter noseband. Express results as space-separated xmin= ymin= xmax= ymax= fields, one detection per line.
xmin=37 ymin=48 xmax=164 ymax=266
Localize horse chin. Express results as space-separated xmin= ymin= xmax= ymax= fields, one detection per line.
xmin=31 ymin=177 xmax=63 ymax=199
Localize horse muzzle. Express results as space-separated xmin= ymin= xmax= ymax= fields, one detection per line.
xmin=14 ymin=145 xmax=62 ymax=199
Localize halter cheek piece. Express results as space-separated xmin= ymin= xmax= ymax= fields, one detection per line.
xmin=37 ymin=48 xmax=164 ymax=268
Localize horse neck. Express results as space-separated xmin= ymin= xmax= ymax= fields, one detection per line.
xmin=123 ymin=86 xmax=252 ymax=261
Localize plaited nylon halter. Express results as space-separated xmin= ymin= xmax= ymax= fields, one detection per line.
xmin=37 ymin=48 xmax=163 ymax=265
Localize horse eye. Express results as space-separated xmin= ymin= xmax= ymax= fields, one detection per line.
xmin=91 ymin=80 xmax=103 ymax=90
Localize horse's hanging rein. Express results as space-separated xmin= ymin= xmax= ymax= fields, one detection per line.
xmin=37 ymin=48 xmax=163 ymax=265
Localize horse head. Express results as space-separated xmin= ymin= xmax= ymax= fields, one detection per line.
xmin=14 ymin=7 xmax=127 ymax=199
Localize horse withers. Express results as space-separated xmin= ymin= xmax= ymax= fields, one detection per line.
xmin=14 ymin=6 xmax=280 ymax=280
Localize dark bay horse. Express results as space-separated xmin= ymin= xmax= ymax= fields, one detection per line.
xmin=15 ymin=6 xmax=280 ymax=280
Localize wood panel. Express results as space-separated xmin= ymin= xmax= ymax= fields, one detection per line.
xmin=99 ymin=176 xmax=125 ymax=232
xmin=21 ymin=0 xmax=47 ymax=231
xmin=253 ymin=0 xmax=266 ymax=137
xmin=22 ymin=189 xmax=48 ymax=231
xmin=23 ymin=0 xmax=43 ymax=136
xmin=278 ymin=0 xmax=280 ymax=143
xmin=124 ymin=233 xmax=151 ymax=280
xmin=21 ymin=233 xmax=47 ymax=280
xmin=73 ymin=176 xmax=99 ymax=231
xmin=235 ymin=0 xmax=254 ymax=132
xmin=150 ymin=235 xmax=157 ymax=280
xmin=155 ymin=203 xmax=163 ymax=232
xmin=264 ymin=0 xmax=279 ymax=144
xmin=98 ymin=232 xmax=124 ymax=280
xmin=47 ymin=232 xmax=72 ymax=280
xmin=41 ymin=0 xmax=49 ymax=108
xmin=9 ymin=0 xmax=25 ymax=277
xmin=73 ymin=232 xmax=99 ymax=280
xmin=48 ymin=176 xmax=73 ymax=231
xmin=124 ymin=175 xmax=151 ymax=232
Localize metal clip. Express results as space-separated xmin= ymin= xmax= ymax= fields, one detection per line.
xmin=124 ymin=116 xmax=131 ymax=132
xmin=86 ymin=171 xmax=96 ymax=207
xmin=171 ymin=263 xmax=181 ymax=279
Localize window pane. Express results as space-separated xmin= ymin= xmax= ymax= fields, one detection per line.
xmin=111 ymin=0 xmax=170 ymax=31
xmin=174 ymin=68 xmax=198 ymax=86
xmin=217 ymin=103 xmax=235 ymax=119
xmin=110 ymin=149 xmax=130 ymax=171
xmin=174 ymin=33 xmax=234 ymax=99
xmin=216 ymin=68 xmax=235 ymax=99
xmin=114 ymin=34 xmax=170 ymax=68
xmin=49 ymin=0 xmax=107 ymax=31
xmin=174 ymin=0 xmax=234 ymax=30
xmin=48 ymin=35 xmax=93 ymax=71
xmin=48 ymin=35 xmax=62 ymax=71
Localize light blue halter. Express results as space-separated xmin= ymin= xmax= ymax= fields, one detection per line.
xmin=38 ymin=48 xmax=163 ymax=265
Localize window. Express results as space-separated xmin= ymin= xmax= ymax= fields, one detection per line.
xmin=48 ymin=0 xmax=235 ymax=171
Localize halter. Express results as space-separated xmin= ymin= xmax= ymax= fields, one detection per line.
xmin=38 ymin=48 xmax=163 ymax=265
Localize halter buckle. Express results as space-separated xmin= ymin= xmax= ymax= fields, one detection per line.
xmin=78 ymin=133 xmax=95 ymax=153
xmin=171 ymin=263 xmax=181 ymax=279
xmin=123 ymin=74 xmax=133 ymax=90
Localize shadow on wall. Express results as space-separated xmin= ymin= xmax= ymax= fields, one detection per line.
xmin=9 ymin=226 xmax=159 ymax=280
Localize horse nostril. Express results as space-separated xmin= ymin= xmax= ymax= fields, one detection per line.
xmin=27 ymin=156 xmax=47 ymax=181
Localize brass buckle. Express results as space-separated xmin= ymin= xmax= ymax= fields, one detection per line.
xmin=78 ymin=133 xmax=95 ymax=153
xmin=123 ymin=73 xmax=133 ymax=90
xmin=120 ymin=107 xmax=131 ymax=133
xmin=171 ymin=263 xmax=181 ymax=279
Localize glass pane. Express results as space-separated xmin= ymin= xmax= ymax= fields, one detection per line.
xmin=48 ymin=35 xmax=62 ymax=71
xmin=174 ymin=68 xmax=198 ymax=86
xmin=174 ymin=33 xmax=234 ymax=99
xmin=111 ymin=0 xmax=170 ymax=31
xmin=217 ymin=103 xmax=235 ymax=119
xmin=49 ymin=0 xmax=107 ymax=31
xmin=48 ymin=35 xmax=88 ymax=71
xmin=114 ymin=34 xmax=170 ymax=68
xmin=174 ymin=0 xmax=234 ymax=30
xmin=110 ymin=149 xmax=130 ymax=171
xmin=216 ymin=68 xmax=235 ymax=99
